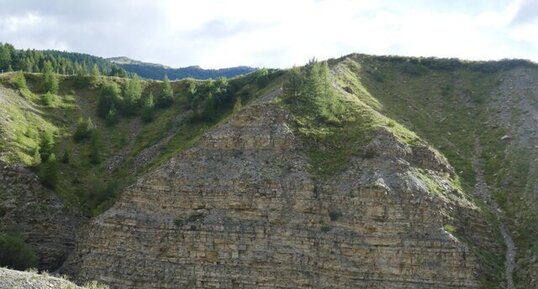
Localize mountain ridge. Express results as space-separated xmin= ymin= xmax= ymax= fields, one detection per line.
xmin=0 ymin=43 xmax=257 ymax=80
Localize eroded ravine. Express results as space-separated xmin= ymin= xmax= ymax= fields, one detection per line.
xmin=473 ymin=140 xmax=516 ymax=289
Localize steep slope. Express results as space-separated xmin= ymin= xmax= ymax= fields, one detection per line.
xmin=0 ymin=80 xmax=84 ymax=270
xmin=334 ymin=55 xmax=537 ymax=288
xmin=0 ymin=163 xmax=83 ymax=270
xmin=65 ymin=63 xmax=500 ymax=288
xmin=0 ymin=70 xmax=279 ymax=272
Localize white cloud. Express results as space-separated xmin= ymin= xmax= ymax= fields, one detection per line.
xmin=0 ymin=0 xmax=537 ymax=68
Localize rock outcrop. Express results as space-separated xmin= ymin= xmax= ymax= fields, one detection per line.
xmin=65 ymin=103 xmax=495 ymax=288
xmin=0 ymin=163 xmax=84 ymax=270
xmin=0 ymin=267 xmax=83 ymax=289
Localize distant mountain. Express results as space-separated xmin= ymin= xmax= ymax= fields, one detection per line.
xmin=107 ymin=56 xmax=169 ymax=68
xmin=0 ymin=43 xmax=255 ymax=80
xmin=108 ymin=56 xmax=257 ymax=80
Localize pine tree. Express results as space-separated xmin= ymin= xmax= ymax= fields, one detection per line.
xmin=105 ymin=105 xmax=118 ymax=126
xmin=74 ymin=117 xmax=96 ymax=142
xmin=11 ymin=72 xmax=27 ymax=90
xmin=158 ymin=75 xmax=174 ymax=108
xmin=89 ymin=63 xmax=101 ymax=87
xmin=39 ymin=153 xmax=58 ymax=188
xmin=42 ymin=92 xmax=55 ymax=106
xmin=98 ymin=81 xmax=122 ymax=118
xmin=61 ymin=149 xmax=70 ymax=163
xmin=42 ymin=61 xmax=59 ymax=94
xmin=32 ymin=147 xmax=41 ymax=166
xmin=74 ymin=63 xmax=88 ymax=88
xmin=0 ymin=44 xmax=12 ymax=71
xmin=123 ymin=75 xmax=142 ymax=114
xmin=39 ymin=130 xmax=55 ymax=162
xmin=283 ymin=66 xmax=304 ymax=104
xmin=142 ymin=92 xmax=155 ymax=122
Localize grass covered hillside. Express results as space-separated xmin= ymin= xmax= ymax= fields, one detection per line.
xmin=329 ymin=54 xmax=537 ymax=288
xmin=0 ymin=68 xmax=282 ymax=216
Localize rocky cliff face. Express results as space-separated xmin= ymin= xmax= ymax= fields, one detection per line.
xmin=65 ymin=103 xmax=496 ymax=288
xmin=0 ymin=163 xmax=84 ymax=270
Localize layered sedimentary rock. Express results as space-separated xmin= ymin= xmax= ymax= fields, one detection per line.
xmin=0 ymin=163 xmax=84 ymax=270
xmin=66 ymin=103 xmax=492 ymax=288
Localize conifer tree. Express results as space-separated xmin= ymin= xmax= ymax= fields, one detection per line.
xmin=42 ymin=61 xmax=59 ymax=94
xmin=142 ymin=92 xmax=155 ymax=122
xmin=40 ymin=153 xmax=58 ymax=188
xmin=123 ymin=75 xmax=143 ymax=114
xmin=39 ymin=130 xmax=55 ymax=162
xmin=158 ymin=75 xmax=174 ymax=108
xmin=61 ymin=149 xmax=70 ymax=163
xmin=89 ymin=63 xmax=101 ymax=87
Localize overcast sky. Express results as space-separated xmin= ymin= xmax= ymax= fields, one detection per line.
xmin=0 ymin=0 xmax=537 ymax=68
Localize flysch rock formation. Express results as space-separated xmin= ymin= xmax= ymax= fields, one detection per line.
xmin=65 ymin=103 xmax=496 ymax=289
xmin=0 ymin=163 xmax=84 ymax=270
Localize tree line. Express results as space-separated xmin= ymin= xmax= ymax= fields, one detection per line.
xmin=0 ymin=42 xmax=127 ymax=76
xmin=282 ymin=59 xmax=342 ymax=124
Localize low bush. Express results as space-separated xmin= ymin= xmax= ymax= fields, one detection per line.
xmin=0 ymin=233 xmax=38 ymax=270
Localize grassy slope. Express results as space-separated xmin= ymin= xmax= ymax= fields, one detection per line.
xmin=336 ymin=54 xmax=536 ymax=288
xmin=277 ymin=59 xmax=505 ymax=287
xmin=0 ymin=70 xmax=279 ymax=216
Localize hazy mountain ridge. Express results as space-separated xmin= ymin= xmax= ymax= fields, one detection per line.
xmin=111 ymin=59 xmax=257 ymax=80
xmin=107 ymin=56 xmax=169 ymax=68
xmin=0 ymin=43 xmax=256 ymax=80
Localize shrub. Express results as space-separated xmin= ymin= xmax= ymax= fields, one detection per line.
xmin=123 ymin=75 xmax=143 ymax=114
xmin=329 ymin=209 xmax=342 ymax=221
xmin=42 ymin=92 xmax=55 ymax=106
xmin=0 ymin=233 xmax=38 ymax=270
xmin=39 ymin=154 xmax=58 ymax=188
xmin=61 ymin=149 xmax=70 ymax=163
xmin=10 ymin=72 xmax=27 ymax=90
xmin=443 ymin=224 xmax=456 ymax=234
xmin=73 ymin=117 xmax=96 ymax=142
xmin=83 ymin=280 xmax=110 ymax=289
xmin=105 ymin=105 xmax=118 ymax=126
xmin=97 ymin=81 xmax=122 ymax=118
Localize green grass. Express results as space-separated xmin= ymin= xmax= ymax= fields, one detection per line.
xmin=339 ymin=54 xmax=537 ymax=288
xmin=278 ymin=62 xmax=421 ymax=178
xmin=0 ymin=69 xmax=278 ymax=215
xmin=443 ymin=224 xmax=456 ymax=234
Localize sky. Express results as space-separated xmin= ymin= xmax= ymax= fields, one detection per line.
xmin=0 ymin=0 xmax=537 ymax=68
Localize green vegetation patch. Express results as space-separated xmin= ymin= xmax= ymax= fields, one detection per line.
xmin=279 ymin=59 xmax=420 ymax=178
xmin=0 ymin=67 xmax=282 ymax=216
xmin=0 ymin=233 xmax=38 ymax=270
